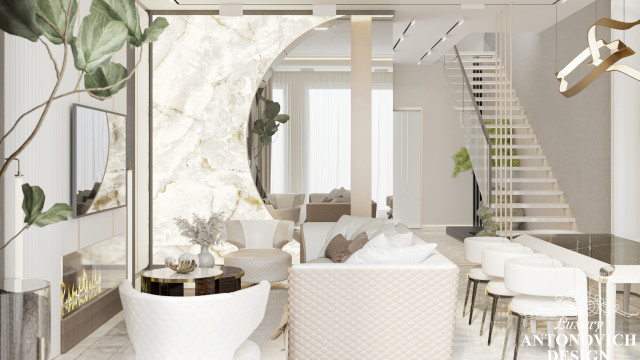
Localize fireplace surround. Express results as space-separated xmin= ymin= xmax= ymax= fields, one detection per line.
xmin=60 ymin=235 xmax=126 ymax=353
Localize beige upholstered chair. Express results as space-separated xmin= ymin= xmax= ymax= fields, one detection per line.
xmin=224 ymin=220 xmax=294 ymax=283
xmin=307 ymin=193 xmax=377 ymax=222
xmin=265 ymin=193 xmax=305 ymax=225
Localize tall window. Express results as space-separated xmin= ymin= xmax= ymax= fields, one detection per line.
xmin=270 ymin=72 xmax=393 ymax=211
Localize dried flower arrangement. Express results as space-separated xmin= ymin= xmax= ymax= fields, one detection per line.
xmin=174 ymin=212 xmax=226 ymax=249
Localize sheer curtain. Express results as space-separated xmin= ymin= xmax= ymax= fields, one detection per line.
xmin=271 ymin=71 xmax=393 ymax=211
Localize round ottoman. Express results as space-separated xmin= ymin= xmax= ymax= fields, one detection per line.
xmin=224 ymin=249 xmax=292 ymax=284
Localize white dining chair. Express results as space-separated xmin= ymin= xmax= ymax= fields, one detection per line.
xmin=462 ymin=236 xmax=511 ymax=325
xmin=502 ymin=257 xmax=589 ymax=360
xmin=480 ymin=245 xmax=547 ymax=345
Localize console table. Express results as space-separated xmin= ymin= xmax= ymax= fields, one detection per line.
xmin=513 ymin=234 xmax=640 ymax=360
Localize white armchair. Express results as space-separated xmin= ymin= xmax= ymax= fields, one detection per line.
xmin=265 ymin=193 xmax=305 ymax=225
xmin=119 ymin=280 xmax=270 ymax=360
xmin=224 ymin=220 xmax=294 ymax=283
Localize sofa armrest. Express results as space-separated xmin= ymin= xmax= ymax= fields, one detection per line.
xmin=266 ymin=205 xmax=301 ymax=225
xmin=288 ymin=264 xmax=459 ymax=360
xmin=299 ymin=222 xmax=335 ymax=263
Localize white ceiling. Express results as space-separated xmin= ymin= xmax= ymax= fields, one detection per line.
xmin=137 ymin=0 xmax=597 ymax=65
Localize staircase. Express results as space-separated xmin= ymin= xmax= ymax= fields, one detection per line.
xmin=445 ymin=50 xmax=577 ymax=236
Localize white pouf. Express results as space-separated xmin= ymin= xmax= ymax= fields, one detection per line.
xmin=225 ymin=249 xmax=292 ymax=283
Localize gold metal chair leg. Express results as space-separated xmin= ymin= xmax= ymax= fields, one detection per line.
xmin=480 ymin=293 xmax=490 ymax=336
xmin=463 ymin=278 xmax=472 ymax=318
xmin=502 ymin=315 xmax=513 ymax=360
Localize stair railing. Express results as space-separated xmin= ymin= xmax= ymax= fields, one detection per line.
xmin=452 ymin=45 xmax=492 ymax=206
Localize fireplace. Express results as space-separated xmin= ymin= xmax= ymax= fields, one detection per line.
xmin=61 ymin=235 xmax=126 ymax=353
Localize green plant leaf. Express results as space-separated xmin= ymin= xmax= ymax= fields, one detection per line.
xmin=34 ymin=0 xmax=77 ymax=45
xmin=0 ymin=0 xmax=43 ymax=42
xmin=21 ymin=183 xmax=45 ymax=224
xmin=273 ymin=114 xmax=289 ymax=124
xmin=32 ymin=203 xmax=72 ymax=227
xmin=72 ymin=12 xmax=127 ymax=74
xmin=90 ymin=0 xmax=142 ymax=46
xmin=141 ymin=17 xmax=168 ymax=45
xmin=265 ymin=100 xmax=280 ymax=119
xmin=259 ymin=135 xmax=272 ymax=145
xmin=84 ymin=61 xmax=128 ymax=99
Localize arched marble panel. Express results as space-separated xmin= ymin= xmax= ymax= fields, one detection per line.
xmin=153 ymin=15 xmax=331 ymax=252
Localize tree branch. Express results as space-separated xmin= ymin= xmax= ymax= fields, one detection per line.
xmin=36 ymin=14 xmax=65 ymax=41
xmin=40 ymin=39 xmax=60 ymax=77
xmin=0 ymin=225 xmax=29 ymax=253
xmin=54 ymin=50 xmax=143 ymax=100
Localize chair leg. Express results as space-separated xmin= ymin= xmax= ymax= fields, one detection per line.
xmin=502 ymin=315 xmax=513 ymax=360
xmin=463 ymin=278 xmax=472 ymax=318
xmin=513 ymin=315 xmax=523 ymax=360
xmin=557 ymin=326 xmax=566 ymax=359
xmin=488 ymin=295 xmax=499 ymax=346
xmin=469 ymin=280 xmax=479 ymax=325
xmin=480 ymin=294 xmax=490 ymax=336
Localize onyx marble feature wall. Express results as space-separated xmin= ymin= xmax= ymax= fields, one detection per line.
xmin=152 ymin=15 xmax=330 ymax=260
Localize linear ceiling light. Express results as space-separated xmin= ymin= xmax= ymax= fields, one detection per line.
xmin=393 ymin=17 xmax=416 ymax=51
xmin=418 ymin=19 xmax=464 ymax=64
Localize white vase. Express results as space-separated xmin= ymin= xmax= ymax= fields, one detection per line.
xmin=198 ymin=246 xmax=215 ymax=268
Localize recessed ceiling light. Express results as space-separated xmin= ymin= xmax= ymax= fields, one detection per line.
xmin=418 ymin=60 xmax=422 ymax=65
xmin=314 ymin=27 xmax=329 ymax=31
xmin=427 ymin=51 xmax=432 ymax=56
xmin=458 ymin=18 xmax=465 ymax=26
xmin=410 ymin=17 xmax=416 ymax=26
xmin=441 ymin=35 xmax=448 ymax=42
xmin=400 ymin=35 xmax=405 ymax=42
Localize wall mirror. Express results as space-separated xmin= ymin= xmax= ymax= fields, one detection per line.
xmin=71 ymin=104 xmax=127 ymax=217
xmin=248 ymin=18 xmax=394 ymax=219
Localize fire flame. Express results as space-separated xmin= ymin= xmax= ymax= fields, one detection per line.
xmin=61 ymin=267 xmax=102 ymax=316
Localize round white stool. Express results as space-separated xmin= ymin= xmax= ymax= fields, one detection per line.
xmin=225 ymin=249 xmax=292 ymax=284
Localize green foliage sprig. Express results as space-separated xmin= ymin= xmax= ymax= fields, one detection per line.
xmin=0 ymin=184 xmax=73 ymax=252
xmin=252 ymin=96 xmax=290 ymax=146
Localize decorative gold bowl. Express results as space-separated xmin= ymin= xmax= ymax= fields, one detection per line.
xmin=167 ymin=260 xmax=197 ymax=274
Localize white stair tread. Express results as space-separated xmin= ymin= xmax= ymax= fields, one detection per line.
xmin=491 ymin=178 xmax=556 ymax=183
xmin=493 ymin=190 xmax=563 ymax=195
xmin=481 ymin=115 xmax=527 ymax=119
xmin=457 ymin=98 xmax=518 ymax=102
xmin=493 ymin=145 xmax=541 ymax=149
xmin=455 ymin=106 xmax=523 ymax=111
xmin=452 ymin=81 xmax=512 ymax=85
xmin=491 ymin=134 xmax=536 ymax=139
xmin=485 ymin=124 xmax=531 ymax=129
xmin=446 ymin=66 xmax=504 ymax=70
xmin=450 ymin=51 xmax=496 ymax=56
xmin=496 ymin=155 xmax=546 ymax=159
xmin=445 ymin=59 xmax=500 ymax=63
xmin=491 ymin=216 xmax=576 ymax=223
xmin=493 ymin=166 xmax=551 ymax=171
xmin=490 ymin=203 xmax=569 ymax=209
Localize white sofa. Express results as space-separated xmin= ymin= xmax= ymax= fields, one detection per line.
xmin=120 ymin=280 xmax=270 ymax=360
xmin=288 ymin=218 xmax=460 ymax=359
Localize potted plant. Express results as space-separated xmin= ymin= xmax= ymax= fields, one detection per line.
xmin=175 ymin=212 xmax=226 ymax=268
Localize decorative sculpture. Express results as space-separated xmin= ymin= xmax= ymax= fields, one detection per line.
xmin=557 ymin=18 xmax=640 ymax=98
xmin=164 ymin=255 xmax=198 ymax=274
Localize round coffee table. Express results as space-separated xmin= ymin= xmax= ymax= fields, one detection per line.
xmin=141 ymin=267 xmax=222 ymax=296
xmin=141 ymin=266 xmax=245 ymax=296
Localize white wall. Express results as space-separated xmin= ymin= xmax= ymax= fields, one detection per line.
xmin=2 ymin=1 xmax=130 ymax=356
xmin=611 ymin=0 xmax=640 ymax=241
xmin=393 ymin=63 xmax=473 ymax=228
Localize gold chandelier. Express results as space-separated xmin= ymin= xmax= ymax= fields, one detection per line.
xmin=557 ymin=18 xmax=640 ymax=98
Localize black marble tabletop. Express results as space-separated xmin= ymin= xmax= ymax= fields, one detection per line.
xmin=528 ymin=234 xmax=640 ymax=266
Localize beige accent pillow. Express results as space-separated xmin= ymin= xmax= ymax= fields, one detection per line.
xmin=325 ymin=234 xmax=350 ymax=262
xmin=342 ymin=232 xmax=369 ymax=263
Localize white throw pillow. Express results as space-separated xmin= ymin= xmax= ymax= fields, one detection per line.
xmin=345 ymin=243 xmax=437 ymax=264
